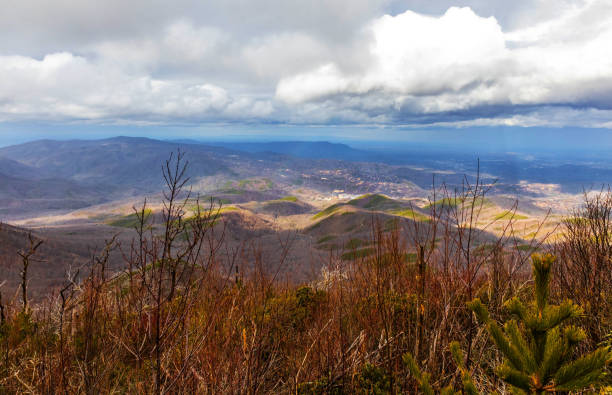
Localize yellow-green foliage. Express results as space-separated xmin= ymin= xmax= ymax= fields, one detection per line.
xmin=348 ymin=194 xmax=403 ymax=211
xmin=494 ymin=211 xmax=528 ymax=220
xmin=314 ymin=195 xmax=418 ymax=222
xmin=312 ymin=203 xmax=343 ymax=220
xmin=389 ymin=209 xmax=430 ymax=222
xmin=263 ymin=196 xmax=300 ymax=209
xmin=424 ymin=197 xmax=463 ymax=209
xmin=425 ymin=196 xmax=492 ymax=209
xmin=191 ymin=206 xmax=237 ymax=216
xmin=220 ymin=187 xmax=245 ymax=195
xmin=107 ymin=209 xmax=153 ymax=228
xmin=234 ymin=178 xmax=275 ymax=191
xmin=189 ymin=196 xmax=231 ymax=208
xmin=351 ymin=194 xmax=371 ymax=201
xmin=277 ymin=196 xmax=298 ymax=202
xmin=362 ymin=194 xmax=393 ymax=210
xmin=183 ymin=207 xmax=237 ymax=228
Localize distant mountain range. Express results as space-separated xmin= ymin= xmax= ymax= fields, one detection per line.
xmin=0 ymin=137 xmax=233 ymax=217
xmin=2 ymin=136 xmax=612 ymax=221
xmin=0 ymin=137 xmax=233 ymax=188
xmin=202 ymin=141 xmax=378 ymax=161
xmin=201 ymin=139 xmax=612 ymax=193
xmin=0 ymin=137 xmax=378 ymax=218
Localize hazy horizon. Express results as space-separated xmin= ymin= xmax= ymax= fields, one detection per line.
xmin=1 ymin=125 xmax=611 ymax=160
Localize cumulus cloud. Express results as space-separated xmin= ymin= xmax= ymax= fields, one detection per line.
xmin=0 ymin=52 xmax=274 ymax=123
xmin=276 ymin=1 xmax=612 ymax=125
xmin=278 ymin=7 xmax=507 ymax=104
xmin=0 ymin=0 xmax=610 ymax=127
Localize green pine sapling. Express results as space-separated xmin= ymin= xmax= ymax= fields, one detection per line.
xmin=468 ymin=253 xmax=611 ymax=394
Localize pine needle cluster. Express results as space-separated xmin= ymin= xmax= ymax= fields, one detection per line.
xmin=468 ymin=253 xmax=612 ymax=394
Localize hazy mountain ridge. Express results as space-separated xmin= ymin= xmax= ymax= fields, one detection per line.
xmin=182 ymin=138 xmax=612 ymax=193
xmin=0 ymin=137 xmax=427 ymax=219
xmin=0 ymin=137 xmax=572 ymax=299
xmin=0 ymin=137 xmax=254 ymax=217
xmin=203 ymin=140 xmax=376 ymax=161
xmin=0 ymin=136 xmax=602 ymax=221
xmin=0 ymin=137 xmax=232 ymax=189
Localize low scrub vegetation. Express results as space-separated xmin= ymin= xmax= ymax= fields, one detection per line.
xmin=0 ymin=155 xmax=610 ymax=394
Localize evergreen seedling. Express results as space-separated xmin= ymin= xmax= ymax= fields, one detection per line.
xmin=468 ymin=253 xmax=612 ymax=394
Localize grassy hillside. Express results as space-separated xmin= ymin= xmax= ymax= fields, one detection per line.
xmin=311 ymin=195 xmax=430 ymax=235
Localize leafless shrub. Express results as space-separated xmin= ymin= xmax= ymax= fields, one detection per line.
xmin=17 ymin=233 xmax=43 ymax=313
xmin=556 ymin=188 xmax=612 ymax=344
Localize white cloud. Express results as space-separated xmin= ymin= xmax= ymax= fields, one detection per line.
xmin=0 ymin=0 xmax=611 ymax=127
xmin=241 ymin=33 xmax=333 ymax=82
xmin=276 ymin=2 xmax=612 ymax=125
xmin=0 ymin=52 xmax=273 ymax=123
xmin=89 ymin=21 xmax=231 ymax=78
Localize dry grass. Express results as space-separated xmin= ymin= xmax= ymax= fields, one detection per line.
xmin=0 ymin=158 xmax=609 ymax=394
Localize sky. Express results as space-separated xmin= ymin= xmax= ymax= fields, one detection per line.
xmin=1 ymin=0 xmax=612 ymax=141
